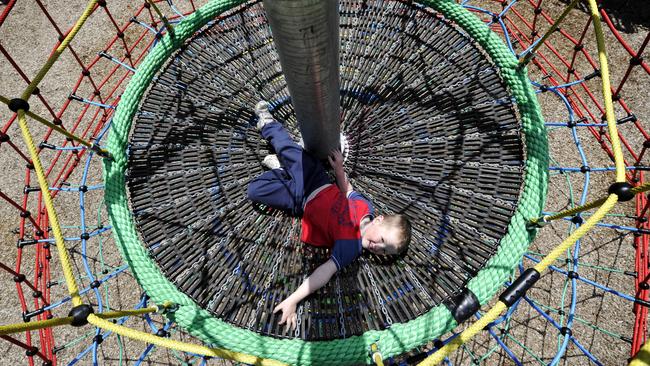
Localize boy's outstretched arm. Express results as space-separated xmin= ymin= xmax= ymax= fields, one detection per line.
xmin=273 ymin=258 xmax=337 ymax=331
xmin=328 ymin=150 xmax=353 ymax=194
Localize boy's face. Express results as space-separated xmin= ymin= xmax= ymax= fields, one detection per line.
xmin=361 ymin=216 xmax=401 ymax=256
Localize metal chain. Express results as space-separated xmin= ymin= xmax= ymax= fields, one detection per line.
xmin=362 ymin=259 xmax=393 ymax=326
xmin=249 ymin=216 xmax=287 ymax=330
xmin=404 ymin=264 xmax=434 ymax=307
xmin=207 ymin=216 xmax=272 ymax=312
xmin=335 ymin=274 xmax=347 ymax=338
xmin=293 ymin=302 xmax=304 ymax=338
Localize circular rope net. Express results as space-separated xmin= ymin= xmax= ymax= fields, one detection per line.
xmin=124 ymin=0 xmax=531 ymax=341
xmin=0 ymin=0 xmax=648 ymax=365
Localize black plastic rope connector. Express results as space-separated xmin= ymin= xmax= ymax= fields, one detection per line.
xmin=39 ymin=141 xmax=56 ymax=150
xmin=24 ymin=185 xmax=41 ymax=194
xmin=25 ymin=346 xmax=39 ymax=357
xmin=570 ymin=215 xmax=583 ymax=225
xmin=14 ymin=274 xmax=26 ymax=283
xmin=608 ymin=182 xmax=635 ymax=201
xmin=643 ymin=140 xmax=650 ymax=149
xmin=584 ymin=69 xmax=600 ymax=80
xmin=617 ymin=114 xmax=637 ymax=125
xmin=93 ymin=334 xmax=103 ymax=344
xmin=90 ymin=280 xmax=101 ymax=289
xmin=23 ymin=307 xmax=45 ymax=322
xmin=8 ymin=98 xmax=30 ymax=113
xmin=68 ymin=304 xmax=94 ymax=326
xmin=499 ymin=268 xmax=540 ymax=307
xmin=156 ymin=329 xmax=169 ymax=337
xmin=560 ymin=327 xmax=572 ymax=336
xmin=68 ymin=93 xmax=83 ymax=102
xmin=443 ymin=288 xmax=480 ymax=324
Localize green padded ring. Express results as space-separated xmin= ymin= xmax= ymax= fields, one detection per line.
xmin=103 ymin=0 xmax=548 ymax=364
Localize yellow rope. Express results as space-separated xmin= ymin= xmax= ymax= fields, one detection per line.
xmin=371 ymin=343 xmax=384 ymax=366
xmin=20 ymin=1 xmax=98 ymax=99
xmin=0 ymin=316 xmax=73 ymax=336
xmin=6 ymin=1 xmax=286 ymax=364
xmin=586 ymin=0 xmax=626 ymax=183
xmin=87 ymin=315 xmax=287 ymax=366
xmin=16 ymin=111 xmax=83 ymax=306
xmin=0 ymin=307 xmax=159 ymax=336
xmin=145 ymin=0 xmax=175 ymax=37
xmin=419 ymin=0 xmax=627 ymax=363
xmin=533 ymin=182 xmax=650 ymax=224
xmin=0 ymin=95 xmax=109 ymax=157
xmin=10 ymin=0 xmax=98 ymax=309
xmin=94 ymin=306 xmax=159 ymax=319
xmin=420 ymin=302 xmax=508 ymax=365
xmin=420 ymin=195 xmax=620 ymax=365
xmin=533 ymin=196 xmax=618 ymax=272
xmin=518 ymin=0 xmax=580 ymax=67
xmin=4 ymin=0 xmax=633 ymax=365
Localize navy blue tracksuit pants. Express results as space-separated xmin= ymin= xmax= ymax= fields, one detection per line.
xmin=247 ymin=122 xmax=331 ymax=216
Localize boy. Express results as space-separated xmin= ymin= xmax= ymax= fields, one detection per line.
xmin=247 ymin=101 xmax=412 ymax=331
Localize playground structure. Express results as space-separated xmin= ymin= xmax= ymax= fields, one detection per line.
xmin=0 ymin=0 xmax=648 ymax=365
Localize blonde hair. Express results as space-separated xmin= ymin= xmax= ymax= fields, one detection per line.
xmin=382 ymin=214 xmax=411 ymax=254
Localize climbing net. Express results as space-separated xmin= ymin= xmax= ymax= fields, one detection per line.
xmin=0 ymin=0 xmax=648 ymax=365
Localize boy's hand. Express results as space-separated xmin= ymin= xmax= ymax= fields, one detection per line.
xmin=273 ymin=298 xmax=298 ymax=332
xmin=328 ymin=149 xmax=344 ymax=172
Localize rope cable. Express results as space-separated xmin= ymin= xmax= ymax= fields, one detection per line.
xmin=419 ymin=0 xmax=627 ymax=363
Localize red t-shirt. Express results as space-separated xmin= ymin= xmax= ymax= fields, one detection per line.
xmin=301 ymin=185 xmax=374 ymax=270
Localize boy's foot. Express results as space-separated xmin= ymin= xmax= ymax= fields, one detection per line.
xmin=262 ymin=154 xmax=281 ymax=170
xmin=255 ymin=100 xmax=274 ymax=130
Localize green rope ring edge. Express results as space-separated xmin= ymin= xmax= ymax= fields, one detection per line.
xmin=102 ymin=0 xmax=548 ymax=364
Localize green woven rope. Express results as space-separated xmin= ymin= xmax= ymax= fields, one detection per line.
xmin=103 ymin=0 xmax=548 ymax=364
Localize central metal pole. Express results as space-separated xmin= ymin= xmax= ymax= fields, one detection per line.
xmin=262 ymin=0 xmax=341 ymax=159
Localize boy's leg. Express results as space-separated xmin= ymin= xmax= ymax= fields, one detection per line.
xmin=253 ymin=102 xmax=332 ymax=210
xmin=260 ymin=122 xmax=307 ymax=209
xmin=246 ymin=168 xmax=300 ymax=212
xmin=261 ymin=122 xmax=333 ymax=203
